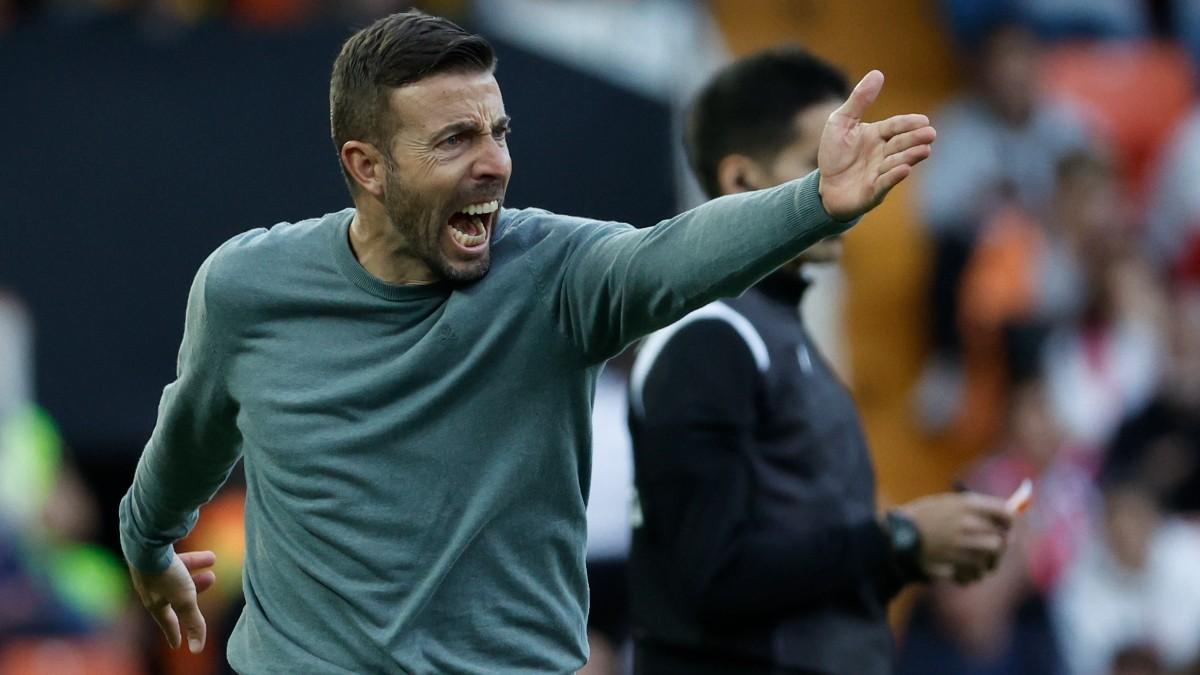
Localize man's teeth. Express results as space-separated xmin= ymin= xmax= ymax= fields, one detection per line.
xmin=450 ymin=216 xmax=488 ymax=247
xmin=461 ymin=200 xmax=499 ymax=216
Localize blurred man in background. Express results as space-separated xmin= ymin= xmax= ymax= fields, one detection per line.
xmin=116 ymin=9 xmax=938 ymax=674
xmin=627 ymin=47 xmax=1013 ymax=674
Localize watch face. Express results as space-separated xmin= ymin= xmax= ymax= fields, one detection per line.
xmin=889 ymin=512 xmax=919 ymax=553
xmin=895 ymin=525 xmax=917 ymax=550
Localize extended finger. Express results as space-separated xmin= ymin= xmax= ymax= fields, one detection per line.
xmin=873 ymin=163 xmax=912 ymax=196
xmin=879 ymin=144 xmax=932 ymax=176
xmin=875 ymin=113 xmax=932 ymax=140
xmin=179 ymin=550 xmax=217 ymax=572
xmin=150 ymin=602 xmax=182 ymax=649
xmin=941 ymin=544 xmax=992 ymax=570
xmin=176 ymin=597 xmax=208 ymax=654
xmin=960 ymin=532 xmax=1006 ymax=556
xmin=833 ymin=70 xmax=885 ymax=123
xmin=884 ymin=126 xmax=937 ymax=155
xmin=959 ymin=512 xmax=1006 ymax=537
xmin=192 ymin=570 xmax=218 ymax=594
xmin=965 ymin=494 xmax=1014 ymax=530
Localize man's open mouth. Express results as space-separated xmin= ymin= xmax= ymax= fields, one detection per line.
xmin=447 ymin=200 xmax=499 ymax=251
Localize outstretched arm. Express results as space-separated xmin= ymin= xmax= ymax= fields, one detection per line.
xmin=552 ymin=71 xmax=935 ymax=361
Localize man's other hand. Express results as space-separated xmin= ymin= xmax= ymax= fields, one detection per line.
xmin=817 ymin=70 xmax=937 ymax=221
xmin=129 ymin=550 xmax=218 ymax=653
xmin=897 ymin=493 xmax=1012 ymax=585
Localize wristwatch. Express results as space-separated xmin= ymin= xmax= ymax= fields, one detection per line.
xmin=884 ymin=510 xmax=928 ymax=582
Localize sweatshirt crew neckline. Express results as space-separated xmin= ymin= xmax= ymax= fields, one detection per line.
xmin=330 ymin=209 xmax=452 ymax=301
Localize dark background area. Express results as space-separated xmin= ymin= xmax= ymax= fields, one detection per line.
xmin=0 ymin=16 xmax=673 ymax=455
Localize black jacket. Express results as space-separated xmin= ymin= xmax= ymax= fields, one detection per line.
xmin=627 ymin=272 xmax=913 ymax=674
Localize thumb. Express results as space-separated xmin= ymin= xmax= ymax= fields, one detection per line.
xmin=834 ymin=70 xmax=884 ymax=123
xmin=175 ymin=595 xmax=208 ymax=653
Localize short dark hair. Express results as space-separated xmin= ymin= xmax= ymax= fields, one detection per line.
xmin=685 ymin=46 xmax=849 ymax=199
xmin=329 ymin=10 xmax=496 ymax=188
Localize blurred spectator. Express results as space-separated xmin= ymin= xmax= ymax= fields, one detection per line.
xmin=0 ymin=291 xmax=33 ymax=432
xmin=1109 ymin=645 xmax=1167 ymax=675
xmin=1039 ymin=41 xmax=1195 ymax=210
xmin=951 ymin=147 xmax=1152 ymax=449
xmin=915 ymin=19 xmax=1093 ymax=431
xmin=1177 ymin=0 xmax=1200 ymax=66
xmin=955 ymin=147 xmax=1169 ymax=458
xmin=1041 ymin=153 xmax=1167 ymax=455
xmin=2 ymin=0 xmax=462 ymax=35
xmin=1104 ymin=284 xmax=1200 ymax=513
xmin=0 ymin=292 xmax=136 ymax=671
xmin=225 ymin=0 xmax=320 ymax=30
xmin=896 ymin=375 xmax=1095 ymax=674
xmin=1052 ymin=479 xmax=1200 ymax=675
xmin=964 ymin=376 xmax=1097 ymax=592
xmin=941 ymin=0 xmax=1149 ymax=45
xmin=952 ymin=197 xmax=1084 ymax=443
xmin=1146 ymin=109 xmax=1200 ymax=268
xmin=1023 ymin=0 xmax=1150 ymax=39
xmin=920 ymin=22 xmax=1092 ymax=236
xmin=0 ymin=292 xmax=50 ymax=538
xmin=896 ymin=538 xmax=1065 ymax=675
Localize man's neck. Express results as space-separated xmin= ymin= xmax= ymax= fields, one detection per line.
xmin=347 ymin=206 xmax=438 ymax=286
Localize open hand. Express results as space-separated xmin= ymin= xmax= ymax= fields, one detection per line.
xmin=129 ymin=550 xmax=218 ymax=653
xmin=817 ymin=70 xmax=937 ymax=221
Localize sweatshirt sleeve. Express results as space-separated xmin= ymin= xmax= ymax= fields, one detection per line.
xmin=546 ymin=171 xmax=853 ymax=362
xmin=634 ymin=320 xmax=903 ymax=623
xmin=118 ymin=249 xmax=243 ymax=573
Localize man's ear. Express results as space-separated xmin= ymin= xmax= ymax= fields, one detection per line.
xmin=341 ymin=141 xmax=388 ymax=198
xmin=716 ymin=154 xmax=768 ymax=196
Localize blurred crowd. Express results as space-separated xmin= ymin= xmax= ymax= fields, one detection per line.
xmin=899 ymin=2 xmax=1200 ymax=674
xmin=4 ymin=1 xmax=1200 ymax=674
xmin=0 ymin=0 xmax=468 ymax=33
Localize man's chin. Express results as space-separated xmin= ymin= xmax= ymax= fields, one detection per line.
xmin=437 ymin=255 xmax=491 ymax=284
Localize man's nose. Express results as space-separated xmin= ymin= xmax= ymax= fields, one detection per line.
xmin=472 ymin=136 xmax=511 ymax=181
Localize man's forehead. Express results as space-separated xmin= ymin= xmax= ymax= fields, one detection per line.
xmin=387 ymin=71 xmax=505 ymax=131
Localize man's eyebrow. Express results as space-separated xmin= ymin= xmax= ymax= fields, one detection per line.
xmin=432 ymin=120 xmax=481 ymax=139
xmin=432 ymin=116 xmax=512 ymax=140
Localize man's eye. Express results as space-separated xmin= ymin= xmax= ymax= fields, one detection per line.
xmin=492 ymin=127 xmax=509 ymax=142
xmin=443 ymin=134 xmax=462 ymax=147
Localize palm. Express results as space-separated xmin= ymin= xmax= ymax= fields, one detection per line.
xmin=817 ymin=71 xmax=936 ymax=221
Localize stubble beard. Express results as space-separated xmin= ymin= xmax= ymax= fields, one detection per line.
xmin=382 ymin=173 xmax=490 ymax=285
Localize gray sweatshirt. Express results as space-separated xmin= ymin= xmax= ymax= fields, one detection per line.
xmin=119 ymin=171 xmax=850 ymax=674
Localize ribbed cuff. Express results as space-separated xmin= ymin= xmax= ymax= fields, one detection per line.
xmin=119 ymin=490 xmax=176 ymax=573
xmin=790 ymin=170 xmax=861 ymax=239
